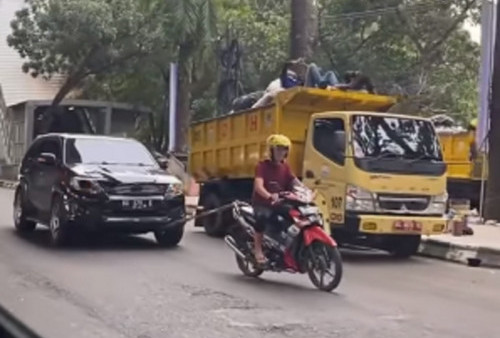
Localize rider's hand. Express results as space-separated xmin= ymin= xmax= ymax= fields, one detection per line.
xmin=269 ymin=193 xmax=279 ymax=204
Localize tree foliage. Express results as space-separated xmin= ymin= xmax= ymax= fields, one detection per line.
xmin=7 ymin=0 xmax=165 ymax=105
xmin=15 ymin=0 xmax=480 ymax=149
xmin=316 ymin=0 xmax=480 ymax=123
xmin=217 ymin=0 xmax=289 ymax=91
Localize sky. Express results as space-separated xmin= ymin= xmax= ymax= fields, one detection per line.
xmin=465 ymin=22 xmax=481 ymax=43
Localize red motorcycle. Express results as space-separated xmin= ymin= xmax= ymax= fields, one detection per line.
xmin=224 ymin=186 xmax=343 ymax=292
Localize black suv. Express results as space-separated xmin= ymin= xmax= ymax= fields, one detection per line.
xmin=13 ymin=134 xmax=186 ymax=247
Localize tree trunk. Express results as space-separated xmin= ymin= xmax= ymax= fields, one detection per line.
xmin=174 ymin=46 xmax=192 ymax=154
xmin=51 ymin=71 xmax=85 ymax=106
xmin=290 ymin=0 xmax=318 ymax=60
xmin=484 ymin=0 xmax=500 ymax=220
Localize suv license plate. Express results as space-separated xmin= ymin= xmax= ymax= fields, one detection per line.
xmin=122 ymin=200 xmax=153 ymax=210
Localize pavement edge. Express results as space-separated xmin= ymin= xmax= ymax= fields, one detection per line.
xmin=419 ymin=237 xmax=500 ymax=268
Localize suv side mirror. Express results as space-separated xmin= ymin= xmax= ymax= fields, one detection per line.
xmin=158 ymin=158 xmax=168 ymax=170
xmin=37 ymin=153 xmax=56 ymax=166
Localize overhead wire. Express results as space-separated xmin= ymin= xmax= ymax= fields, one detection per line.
xmin=320 ymin=0 xmax=464 ymax=22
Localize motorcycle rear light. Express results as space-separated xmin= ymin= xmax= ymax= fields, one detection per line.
xmin=289 ymin=209 xmax=301 ymax=218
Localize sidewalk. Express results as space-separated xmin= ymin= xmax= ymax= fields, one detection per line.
xmin=419 ymin=224 xmax=500 ymax=268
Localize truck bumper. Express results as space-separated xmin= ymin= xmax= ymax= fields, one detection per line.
xmin=341 ymin=213 xmax=447 ymax=236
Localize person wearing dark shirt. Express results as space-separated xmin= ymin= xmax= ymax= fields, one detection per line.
xmin=252 ymin=134 xmax=303 ymax=265
xmin=280 ymin=62 xmax=302 ymax=89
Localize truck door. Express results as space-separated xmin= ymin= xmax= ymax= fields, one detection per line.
xmin=302 ymin=115 xmax=347 ymax=235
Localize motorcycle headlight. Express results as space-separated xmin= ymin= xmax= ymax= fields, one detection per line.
xmin=427 ymin=192 xmax=448 ymax=215
xmin=69 ymin=177 xmax=103 ymax=195
xmin=165 ymin=183 xmax=183 ymax=198
xmin=346 ymin=185 xmax=375 ymax=212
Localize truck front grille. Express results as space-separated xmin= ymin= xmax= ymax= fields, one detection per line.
xmin=377 ymin=194 xmax=430 ymax=211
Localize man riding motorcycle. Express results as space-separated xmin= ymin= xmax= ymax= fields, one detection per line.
xmin=252 ymin=134 xmax=305 ymax=265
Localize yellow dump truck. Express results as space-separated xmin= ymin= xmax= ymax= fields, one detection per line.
xmin=437 ymin=129 xmax=487 ymax=209
xmin=189 ymin=87 xmax=448 ymax=257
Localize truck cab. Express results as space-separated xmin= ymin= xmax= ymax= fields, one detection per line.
xmin=304 ymin=111 xmax=448 ymax=256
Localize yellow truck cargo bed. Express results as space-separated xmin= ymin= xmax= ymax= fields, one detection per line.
xmin=437 ymin=130 xmax=488 ymax=181
xmin=189 ymin=87 xmax=396 ymax=181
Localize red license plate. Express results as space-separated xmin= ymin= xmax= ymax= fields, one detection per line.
xmin=393 ymin=220 xmax=422 ymax=231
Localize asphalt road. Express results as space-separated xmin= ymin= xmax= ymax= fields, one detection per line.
xmin=0 ymin=187 xmax=498 ymax=338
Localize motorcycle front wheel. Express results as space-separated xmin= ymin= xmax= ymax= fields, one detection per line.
xmin=306 ymin=241 xmax=343 ymax=292
xmin=236 ymin=255 xmax=264 ymax=278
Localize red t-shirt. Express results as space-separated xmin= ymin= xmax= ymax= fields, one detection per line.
xmin=252 ymin=160 xmax=296 ymax=206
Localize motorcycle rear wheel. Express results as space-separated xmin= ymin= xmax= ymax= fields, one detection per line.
xmin=306 ymin=242 xmax=343 ymax=292
xmin=236 ymin=255 xmax=264 ymax=278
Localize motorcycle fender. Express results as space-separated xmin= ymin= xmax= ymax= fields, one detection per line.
xmin=303 ymin=226 xmax=337 ymax=247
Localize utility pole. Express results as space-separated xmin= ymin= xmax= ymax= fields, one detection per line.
xmin=290 ymin=0 xmax=318 ymax=59
xmin=485 ymin=0 xmax=500 ymax=220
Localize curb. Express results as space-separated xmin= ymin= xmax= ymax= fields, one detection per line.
xmin=418 ymin=238 xmax=500 ymax=268
xmin=0 ymin=180 xmax=17 ymax=190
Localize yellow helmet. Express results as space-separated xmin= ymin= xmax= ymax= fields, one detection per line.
xmin=266 ymin=134 xmax=291 ymax=148
xmin=469 ymin=118 xmax=478 ymax=129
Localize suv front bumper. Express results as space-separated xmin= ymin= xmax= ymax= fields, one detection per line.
xmin=63 ymin=193 xmax=186 ymax=233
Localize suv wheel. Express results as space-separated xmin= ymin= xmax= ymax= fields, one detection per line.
xmin=13 ymin=189 xmax=36 ymax=233
xmin=154 ymin=224 xmax=184 ymax=248
xmin=49 ymin=196 xmax=71 ymax=247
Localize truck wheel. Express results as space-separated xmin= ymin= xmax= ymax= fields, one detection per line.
xmin=388 ymin=235 xmax=421 ymax=258
xmin=202 ymin=193 xmax=227 ymax=237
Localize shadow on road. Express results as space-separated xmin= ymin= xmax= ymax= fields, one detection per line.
xmin=222 ymin=272 xmax=344 ymax=298
xmin=8 ymin=228 xmax=181 ymax=252
xmin=339 ymin=248 xmax=430 ymax=266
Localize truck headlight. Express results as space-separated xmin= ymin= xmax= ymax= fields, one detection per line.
xmin=346 ymin=185 xmax=375 ymax=212
xmin=428 ymin=192 xmax=448 ymax=215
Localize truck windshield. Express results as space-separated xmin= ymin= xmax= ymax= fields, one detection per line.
xmin=351 ymin=115 xmax=442 ymax=161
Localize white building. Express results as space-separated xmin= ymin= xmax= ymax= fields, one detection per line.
xmin=0 ymin=0 xmax=65 ymax=107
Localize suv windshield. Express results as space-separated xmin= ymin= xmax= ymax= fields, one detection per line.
xmin=64 ymin=138 xmax=157 ymax=166
xmin=351 ymin=115 xmax=442 ymax=161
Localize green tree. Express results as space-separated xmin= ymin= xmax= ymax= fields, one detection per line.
xmin=7 ymin=0 xmax=165 ymax=106
xmin=166 ymin=0 xmax=218 ymax=153
xmin=217 ymin=0 xmax=289 ymax=91
xmin=316 ymin=0 xmax=479 ymax=122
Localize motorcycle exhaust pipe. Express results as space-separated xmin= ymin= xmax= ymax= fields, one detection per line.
xmin=224 ymin=235 xmax=246 ymax=260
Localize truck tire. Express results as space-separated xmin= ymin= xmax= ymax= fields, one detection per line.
xmin=388 ymin=235 xmax=421 ymax=258
xmin=202 ymin=193 xmax=228 ymax=237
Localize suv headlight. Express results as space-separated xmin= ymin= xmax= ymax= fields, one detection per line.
xmin=69 ymin=177 xmax=103 ymax=195
xmin=346 ymin=185 xmax=375 ymax=212
xmin=165 ymin=183 xmax=183 ymax=198
xmin=427 ymin=192 xmax=448 ymax=215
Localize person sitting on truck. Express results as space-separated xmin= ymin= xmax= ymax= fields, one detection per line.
xmin=304 ymin=63 xmax=340 ymax=89
xmin=251 ymin=134 xmax=303 ymax=265
xmin=251 ymin=59 xmax=306 ymax=109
